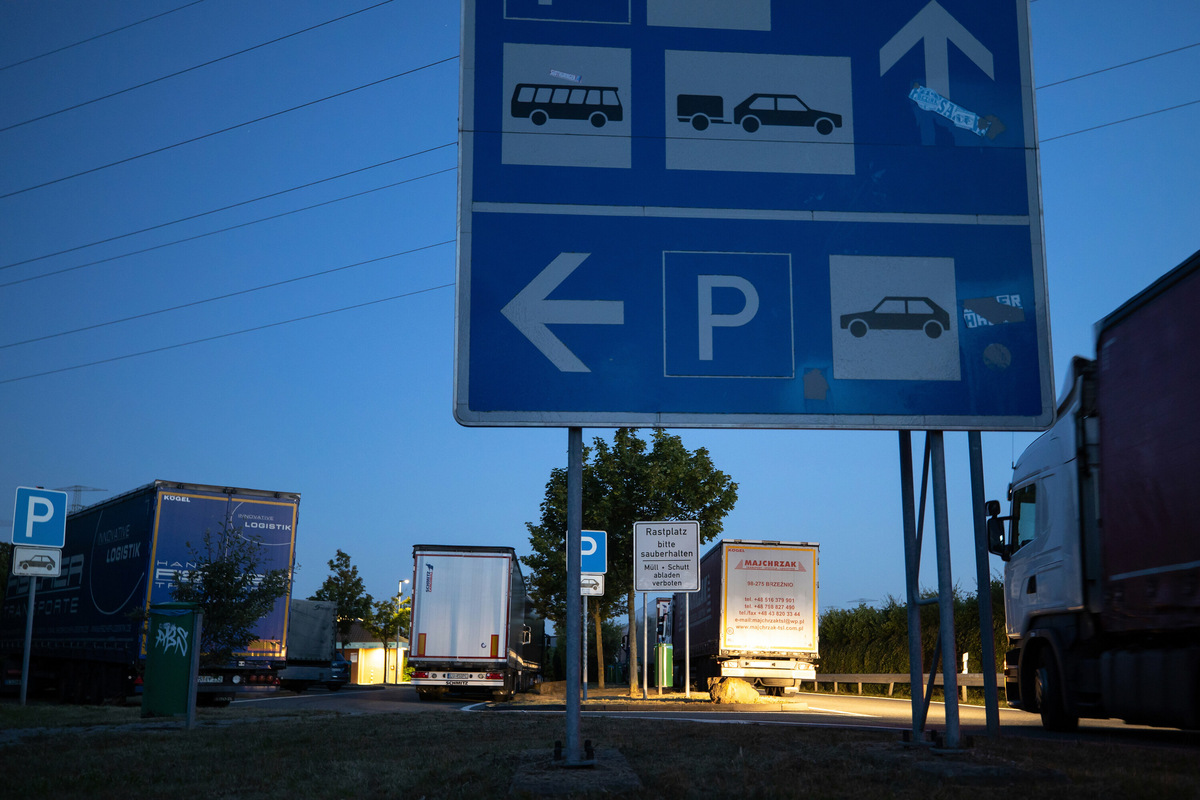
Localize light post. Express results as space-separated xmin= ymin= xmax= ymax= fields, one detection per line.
xmin=394 ymin=579 xmax=410 ymax=685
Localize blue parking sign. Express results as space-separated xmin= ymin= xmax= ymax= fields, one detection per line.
xmin=12 ymin=487 xmax=68 ymax=548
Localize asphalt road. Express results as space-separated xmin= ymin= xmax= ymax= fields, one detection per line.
xmin=238 ymin=684 xmax=1198 ymax=749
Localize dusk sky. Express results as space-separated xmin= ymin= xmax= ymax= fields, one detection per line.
xmin=3 ymin=0 xmax=1197 ymax=619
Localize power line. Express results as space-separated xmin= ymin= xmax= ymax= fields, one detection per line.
xmin=1 ymin=0 xmax=399 ymax=133
xmin=1040 ymin=98 xmax=1200 ymax=142
xmin=0 ymin=1 xmax=208 ymax=72
xmin=0 ymin=240 xmax=454 ymax=349
xmin=1036 ymin=41 xmax=1200 ymax=90
xmin=0 ymin=283 xmax=456 ymax=385
xmin=0 ymin=165 xmax=457 ymax=289
xmin=0 ymin=142 xmax=455 ymax=272
xmin=0 ymin=54 xmax=458 ymax=201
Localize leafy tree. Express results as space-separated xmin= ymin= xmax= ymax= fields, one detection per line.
xmin=523 ymin=428 xmax=737 ymax=695
xmin=171 ymin=522 xmax=291 ymax=667
xmin=310 ymin=549 xmax=374 ymax=647
xmin=362 ymin=595 xmax=412 ymax=682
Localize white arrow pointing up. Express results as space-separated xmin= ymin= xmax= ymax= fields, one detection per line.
xmin=501 ymin=252 xmax=624 ymax=373
xmin=880 ymin=1 xmax=994 ymax=98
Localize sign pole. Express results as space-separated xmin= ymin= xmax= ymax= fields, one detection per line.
xmin=642 ymin=593 xmax=648 ymax=700
xmin=20 ymin=578 xmax=37 ymax=706
xmin=930 ymin=431 xmax=962 ymax=749
xmin=968 ymin=430 xmax=1001 ymax=735
xmin=582 ymin=596 xmax=588 ymax=701
xmin=685 ymin=593 xmax=691 ymax=699
xmin=564 ymin=427 xmax=584 ymax=763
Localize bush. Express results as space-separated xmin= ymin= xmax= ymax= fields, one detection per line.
xmin=818 ymin=579 xmax=1006 ymax=677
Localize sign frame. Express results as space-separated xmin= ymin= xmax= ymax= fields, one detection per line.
xmin=455 ymin=0 xmax=1054 ymax=431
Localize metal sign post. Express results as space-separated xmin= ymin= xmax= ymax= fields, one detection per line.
xmin=564 ymin=427 xmax=584 ymax=764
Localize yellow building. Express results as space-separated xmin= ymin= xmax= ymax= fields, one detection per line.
xmin=339 ymin=621 xmax=409 ymax=685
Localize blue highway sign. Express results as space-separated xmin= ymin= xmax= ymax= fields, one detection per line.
xmin=455 ymin=0 xmax=1054 ymax=430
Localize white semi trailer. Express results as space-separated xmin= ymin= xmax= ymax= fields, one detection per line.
xmin=408 ymin=545 xmax=543 ymax=701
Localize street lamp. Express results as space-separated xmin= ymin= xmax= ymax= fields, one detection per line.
xmin=394 ymin=579 xmax=410 ymax=685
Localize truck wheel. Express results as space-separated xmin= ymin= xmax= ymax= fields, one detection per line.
xmin=1035 ymin=648 xmax=1079 ymax=732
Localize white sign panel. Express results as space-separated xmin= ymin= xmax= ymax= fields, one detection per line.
xmin=581 ymin=574 xmax=605 ymax=597
xmin=12 ymin=545 xmax=62 ymax=577
xmin=634 ymin=520 xmax=699 ymax=592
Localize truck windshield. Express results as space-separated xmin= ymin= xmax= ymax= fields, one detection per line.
xmin=1011 ymin=483 xmax=1038 ymax=550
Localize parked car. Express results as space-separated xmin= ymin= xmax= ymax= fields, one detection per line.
xmin=327 ymin=652 xmax=350 ymax=691
xmin=840 ymin=296 xmax=951 ymax=339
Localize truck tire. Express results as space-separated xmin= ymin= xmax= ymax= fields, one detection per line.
xmin=1035 ymin=648 xmax=1079 ymax=732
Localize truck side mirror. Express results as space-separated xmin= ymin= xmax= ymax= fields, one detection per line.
xmin=984 ymin=500 xmax=1009 ymax=560
xmin=521 ymin=624 xmax=532 ymax=645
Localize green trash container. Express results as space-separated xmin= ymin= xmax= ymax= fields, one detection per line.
xmin=143 ymin=602 xmax=202 ymax=720
xmin=655 ymin=643 xmax=673 ymax=688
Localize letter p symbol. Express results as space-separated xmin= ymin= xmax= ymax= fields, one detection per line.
xmin=697 ymin=275 xmax=759 ymax=361
xmin=25 ymin=497 xmax=54 ymax=538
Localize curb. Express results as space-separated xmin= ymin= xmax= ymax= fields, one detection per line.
xmin=492 ymin=701 xmax=809 ymax=713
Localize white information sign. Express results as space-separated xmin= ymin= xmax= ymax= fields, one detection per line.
xmin=12 ymin=545 xmax=62 ymax=578
xmin=634 ymin=521 xmax=699 ymax=592
xmin=581 ymin=574 xmax=605 ymax=597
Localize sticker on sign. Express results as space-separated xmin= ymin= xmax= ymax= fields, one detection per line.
xmin=634 ymin=521 xmax=699 ymax=592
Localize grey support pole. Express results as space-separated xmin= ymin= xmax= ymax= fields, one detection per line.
xmin=930 ymin=431 xmax=961 ymax=749
xmin=968 ymin=430 xmax=1000 ymax=735
xmin=898 ymin=431 xmax=924 ymax=741
xmin=565 ymin=427 xmax=583 ymax=763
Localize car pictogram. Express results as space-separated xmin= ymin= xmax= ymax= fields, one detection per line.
xmin=733 ymin=93 xmax=843 ymax=135
xmin=840 ymin=297 xmax=951 ymax=339
xmin=19 ymin=553 xmax=57 ymax=571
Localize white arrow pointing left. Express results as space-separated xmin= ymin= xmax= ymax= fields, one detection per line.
xmin=880 ymin=0 xmax=994 ymax=98
xmin=501 ymin=252 xmax=624 ymax=373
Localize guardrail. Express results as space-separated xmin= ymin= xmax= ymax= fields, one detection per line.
xmin=805 ymin=673 xmax=1005 ymax=698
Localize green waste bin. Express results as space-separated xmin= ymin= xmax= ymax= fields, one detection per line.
xmin=655 ymin=643 xmax=673 ymax=688
xmin=143 ymin=602 xmax=202 ymax=720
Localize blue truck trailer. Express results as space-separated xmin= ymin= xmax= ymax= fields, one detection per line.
xmin=1 ymin=480 xmax=299 ymax=705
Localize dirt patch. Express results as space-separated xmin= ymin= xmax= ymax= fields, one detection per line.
xmin=509 ymin=747 xmax=643 ymax=798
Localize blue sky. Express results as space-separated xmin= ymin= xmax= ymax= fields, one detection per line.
xmin=2 ymin=0 xmax=1197 ymax=617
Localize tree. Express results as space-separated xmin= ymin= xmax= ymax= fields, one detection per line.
xmin=171 ymin=521 xmax=291 ymax=667
xmin=310 ymin=549 xmax=374 ymax=647
xmin=523 ymin=428 xmax=738 ymax=695
xmin=362 ymin=595 xmax=412 ymax=682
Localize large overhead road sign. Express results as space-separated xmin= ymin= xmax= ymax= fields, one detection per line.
xmin=456 ymin=0 xmax=1053 ymax=430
